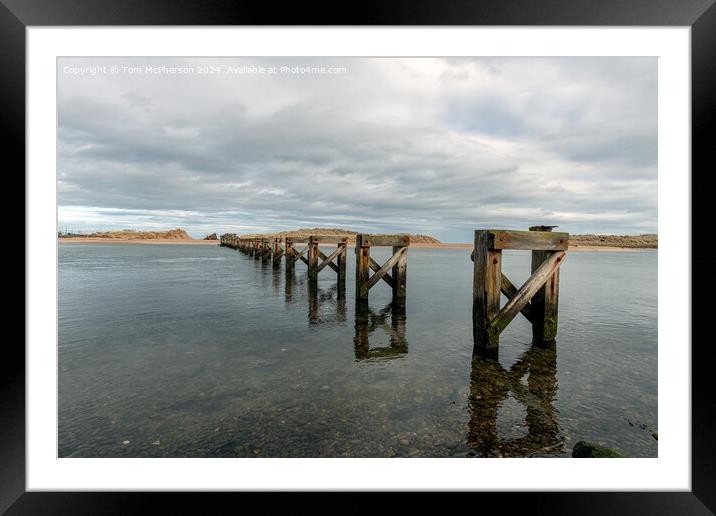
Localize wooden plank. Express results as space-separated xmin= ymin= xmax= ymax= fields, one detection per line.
xmin=501 ymin=273 xmax=532 ymax=323
xmin=473 ymin=230 xmax=502 ymax=349
xmin=369 ymin=257 xmax=393 ymax=287
xmin=317 ymin=246 xmax=342 ymax=273
xmin=361 ymin=246 xmax=408 ymax=297
xmin=488 ymin=251 xmax=566 ymax=338
xmin=308 ymin=235 xmax=349 ymax=244
xmin=487 ymin=230 xmax=568 ymax=251
xmin=299 ymin=255 xmax=309 ymax=265
xmin=360 ymin=234 xmax=410 ymax=247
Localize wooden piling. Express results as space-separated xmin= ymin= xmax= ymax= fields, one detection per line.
xmin=285 ymin=238 xmax=295 ymax=272
xmin=337 ymin=243 xmax=347 ymax=284
xmin=392 ymin=245 xmax=407 ymax=311
xmin=272 ymin=238 xmax=282 ymax=268
xmin=473 ymin=230 xmax=503 ymax=349
xmin=307 ymin=236 xmax=319 ymax=283
xmin=529 ymin=226 xmax=561 ymax=345
xmin=355 ymin=234 xmax=370 ymax=311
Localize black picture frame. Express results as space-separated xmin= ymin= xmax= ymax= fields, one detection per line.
xmin=6 ymin=0 xmax=713 ymax=512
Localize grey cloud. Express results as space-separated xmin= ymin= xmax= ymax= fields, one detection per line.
xmin=57 ymin=57 xmax=657 ymax=241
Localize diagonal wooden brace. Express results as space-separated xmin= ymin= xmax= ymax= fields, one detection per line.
xmin=369 ymin=256 xmax=394 ymax=287
xmin=360 ymin=246 xmax=408 ymax=297
xmin=290 ymin=246 xmax=309 ymax=264
xmin=317 ymin=247 xmax=341 ymax=273
xmin=501 ymin=273 xmax=532 ymax=323
xmin=488 ymin=251 xmax=565 ymax=338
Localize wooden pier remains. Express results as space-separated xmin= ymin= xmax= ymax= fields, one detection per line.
xmin=223 ymin=226 xmax=567 ymax=352
xmin=472 ymin=226 xmax=568 ymax=350
xmin=253 ymin=238 xmax=261 ymax=259
xmin=355 ymin=234 xmax=409 ymax=312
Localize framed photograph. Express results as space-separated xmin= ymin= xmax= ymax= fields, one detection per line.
xmin=9 ymin=0 xmax=713 ymax=511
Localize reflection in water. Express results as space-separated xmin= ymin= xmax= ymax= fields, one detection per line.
xmin=285 ymin=268 xmax=296 ymax=303
xmin=307 ymin=282 xmax=347 ymax=325
xmin=272 ymin=263 xmax=281 ymax=296
xmin=354 ymin=304 xmax=408 ymax=361
xmin=467 ymin=344 xmax=564 ymax=457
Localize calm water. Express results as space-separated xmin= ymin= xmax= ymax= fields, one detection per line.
xmin=58 ymin=243 xmax=657 ymax=458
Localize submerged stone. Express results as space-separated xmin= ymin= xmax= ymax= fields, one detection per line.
xmin=572 ymin=441 xmax=625 ymax=458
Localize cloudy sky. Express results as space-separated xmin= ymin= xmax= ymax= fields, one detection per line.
xmin=57 ymin=57 xmax=657 ymax=242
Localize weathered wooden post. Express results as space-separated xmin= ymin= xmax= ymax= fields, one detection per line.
xmin=392 ymin=243 xmax=408 ymax=312
xmin=307 ymin=236 xmax=319 ymax=283
xmin=355 ymin=234 xmax=370 ymax=311
xmin=529 ymin=226 xmax=561 ymax=345
xmin=337 ymin=242 xmax=347 ymax=284
xmin=272 ymin=238 xmax=282 ymax=268
xmin=261 ymin=238 xmax=271 ymax=263
xmin=285 ymin=238 xmax=295 ymax=273
xmin=472 ymin=228 xmax=568 ymax=351
xmin=473 ymin=230 xmax=503 ymax=349
xmin=254 ymin=238 xmax=260 ymax=260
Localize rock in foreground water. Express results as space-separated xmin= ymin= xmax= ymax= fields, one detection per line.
xmin=572 ymin=441 xmax=625 ymax=458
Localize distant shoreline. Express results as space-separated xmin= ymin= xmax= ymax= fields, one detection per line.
xmin=58 ymin=238 xmax=655 ymax=251
xmin=58 ymin=238 xmax=218 ymax=245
